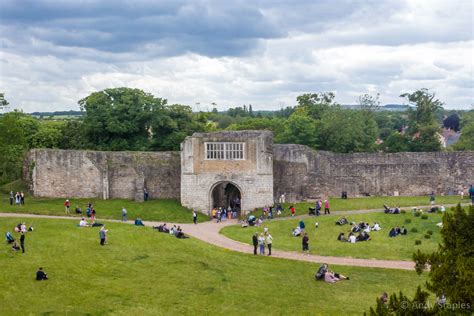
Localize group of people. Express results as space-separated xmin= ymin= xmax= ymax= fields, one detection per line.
xmin=389 ymin=226 xmax=407 ymax=237
xmin=212 ymin=207 xmax=239 ymax=222
xmin=336 ymin=220 xmax=382 ymax=243
xmin=309 ymin=199 xmax=330 ymax=216
xmin=153 ymin=223 xmax=189 ymax=239
xmin=252 ymin=228 xmax=273 ymax=256
xmin=5 ymin=222 xmax=33 ymax=253
xmin=9 ymin=191 xmax=25 ymax=206
xmin=67 ymin=201 xmax=97 ymax=222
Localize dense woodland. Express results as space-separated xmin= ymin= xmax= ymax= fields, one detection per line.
xmin=0 ymin=89 xmax=473 ymax=184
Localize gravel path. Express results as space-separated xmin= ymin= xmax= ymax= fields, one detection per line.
xmin=0 ymin=212 xmax=416 ymax=270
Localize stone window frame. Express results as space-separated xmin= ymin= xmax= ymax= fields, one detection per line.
xmin=205 ymin=142 xmax=245 ymax=160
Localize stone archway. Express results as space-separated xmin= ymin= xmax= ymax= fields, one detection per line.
xmin=210 ymin=181 xmax=242 ymax=212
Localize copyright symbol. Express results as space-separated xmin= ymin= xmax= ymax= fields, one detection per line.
xmin=401 ymin=301 xmax=409 ymax=309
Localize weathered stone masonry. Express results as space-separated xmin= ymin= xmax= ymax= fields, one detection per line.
xmin=25 ymin=149 xmax=181 ymax=201
xmin=25 ymin=131 xmax=474 ymax=211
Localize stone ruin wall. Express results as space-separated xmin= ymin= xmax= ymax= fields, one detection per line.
xmin=25 ymin=149 xmax=181 ymax=201
xmin=24 ymin=143 xmax=474 ymax=205
xmin=273 ymin=144 xmax=474 ymax=202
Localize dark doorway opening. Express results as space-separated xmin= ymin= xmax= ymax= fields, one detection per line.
xmin=211 ymin=182 xmax=241 ymax=213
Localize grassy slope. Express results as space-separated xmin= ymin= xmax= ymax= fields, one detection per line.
xmin=221 ymin=211 xmax=443 ymax=260
xmin=0 ymin=218 xmax=427 ymax=315
xmin=0 ymin=194 xmax=205 ymax=223
xmin=252 ymin=195 xmax=465 ymax=217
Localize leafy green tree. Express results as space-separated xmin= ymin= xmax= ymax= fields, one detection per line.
xmin=59 ymin=120 xmax=88 ymax=149
xmin=317 ymin=108 xmax=379 ymax=153
xmin=381 ymin=132 xmax=411 ymax=152
xmin=226 ymin=117 xmax=285 ymax=139
xmin=296 ymin=92 xmax=337 ymax=120
xmin=150 ymin=104 xmax=207 ymax=151
xmin=0 ymin=92 xmax=9 ymax=110
xmin=29 ymin=121 xmax=64 ymax=148
xmin=276 ymin=113 xmax=317 ymax=147
xmin=401 ymin=89 xmax=443 ymax=152
xmin=0 ymin=111 xmax=28 ymax=183
xmin=453 ymin=111 xmax=474 ymax=150
xmin=79 ymin=88 xmax=165 ymax=151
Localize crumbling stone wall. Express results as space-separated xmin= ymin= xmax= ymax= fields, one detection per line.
xmin=273 ymin=144 xmax=474 ymax=201
xmin=25 ymin=149 xmax=181 ymax=201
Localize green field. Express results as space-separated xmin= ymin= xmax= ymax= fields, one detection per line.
xmin=0 ymin=217 xmax=427 ymax=315
xmin=253 ymin=195 xmax=465 ymax=217
xmin=0 ymin=196 xmax=205 ymax=223
xmin=221 ymin=211 xmax=444 ymax=260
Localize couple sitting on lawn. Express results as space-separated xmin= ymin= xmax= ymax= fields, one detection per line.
xmin=389 ymin=226 xmax=407 ymax=237
xmin=315 ymin=263 xmax=349 ymax=283
xmin=338 ymin=231 xmax=371 ymax=243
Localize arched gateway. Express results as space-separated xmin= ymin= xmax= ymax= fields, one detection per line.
xmin=180 ymin=131 xmax=274 ymax=215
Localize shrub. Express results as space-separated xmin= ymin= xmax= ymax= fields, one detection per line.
xmin=401 ymin=209 xmax=407 ymax=214
xmin=411 ymin=227 xmax=418 ymax=233
xmin=427 ymin=230 xmax=433 ymax=235
xmin=414 ymin=211 xmax=422 ymax=217
xmin=424 ymin=234 xmax=431 ymax=239
xmin=421 ymin=214 xmax=428 ymax=220
xmin=405 ymin=219 xmax=412 ymax=224
xmin=415 ymin=240 xmax=422 ymax=245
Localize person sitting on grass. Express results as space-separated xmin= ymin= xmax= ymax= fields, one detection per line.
xmin=371 ymin=222 xmax=381 ymax=231
xmin=175 ymin=227 xmax=189 ymax=239
xmin=5 ymin=231 xmax=15 ymax=244
xmin=400 ymin=226 xmax=408 ymax=235
xmin=36 ymin=267 xmax=48 ymax=281
xmin=337 ymin=232 xmax=347 ymax=241
xmin=134 ymin=218 xmax=145 ymax=226
xmin=292 ymin=226 xmax=302 ymax=237
xmin=79 ymin=218 xmax=89 ymax=227
xmin=357 ymin=231 xmax=370 ymax=242
xmin=299 ymin=219 xmax=306 ymax=232
xmin=389 ymin=227 xmax=397 ymax=237
xmin=348 ymin=232 xmax=356 ymax=243
xmin=336 ymin=216 xmax=348 ymax=225
xmin=75 ymin=205 xmax=82 ymax=214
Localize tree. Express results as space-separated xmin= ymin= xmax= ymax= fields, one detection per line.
xmin=358 ymin=93 xmax=380 ymax=112
xmin=0 ymin=112 xmax=28 ymax=183
xmin=453 ymin=111 xmax=474 ymax=150
xmin=79 ymin=88 xmax=166 ymax=151
xmin=317 ymin=108 xmax=379 ymax=153
xmin=276 ymin=113 xmax=317 ymax=147
xmin=296 ymin=92 xmax=338 ymax=120
xmin=401 ymin=89 xmax=443 ymax=152
xmin=381 ymin=132 xmax=411 ymax=153
xmin=0 ymin=92 xmax=9 ymax=110
xmin=443 ymin=113 xmax=460 ymax=131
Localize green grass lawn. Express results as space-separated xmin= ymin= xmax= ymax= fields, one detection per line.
xmin=0 ymin=195 xmax=206 ymax=223
xmin=221 ymin=211 xmax=445 ymax=260
xmin=252 ymin=195 xmax=465 ymax=217
xmin=0 ymin=218 xmax=427 ymax=315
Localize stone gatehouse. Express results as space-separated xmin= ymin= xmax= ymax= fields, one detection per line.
xmin=24 ymin=130 xmax=474 ymax=214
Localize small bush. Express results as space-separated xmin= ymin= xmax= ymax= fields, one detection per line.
xmin=415 ymin=240 xmax=422 ymax=245
xmin=427 ymin=230 xmax=433 ymax=235
xmin=411 ymin=227 xmax=418 ymax=233
xmin=414 ymin=211 xmax=422 ymax=217
xmin=401 ymin=210 xmax=407 ymax=214
xmin=421 ymin=214 xmax=428 ymax=220
xmin=424 ymin=234 xmax=431 ymax=239
xmin=405 ymin=219 xmax=412 ymax=224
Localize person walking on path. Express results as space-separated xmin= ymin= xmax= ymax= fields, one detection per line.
xmin=429 ymin=192 xmax=435 ymax=205
xmin=266 ymin=233 xmax=273 ymax=256
xmin=99 ymin=226 xmax=108 ymax=246
xmin=302 ymin=233 xmax=309 ymax=255
xmin=252 ymin=232 xmax=258 ymax=255
xmin=324 ymin=199 xmax=330 ymax=215
xmin=64 ymin=199 xmax=70 ymax=214
xmin=20 ymin=231 xmax=25 ymax=253
xmin=258 ymin=233 xmax=265 ymax=255
xmin=290 ymin=206 xmax=295 ymax=216
xmin=121 ymin=207 xmax=127 ymax=222
xmin=193 ymin=210 xmax=197 ymax=224
xmin=9 ymin=191 xmax=14 ymax=206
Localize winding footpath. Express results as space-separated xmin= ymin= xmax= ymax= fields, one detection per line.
xmin=0 ymin=210 xmax=418 ymax=271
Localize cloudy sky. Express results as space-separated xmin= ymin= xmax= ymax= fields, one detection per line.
xmin=0 ymin=0 xmax=472 ymax=112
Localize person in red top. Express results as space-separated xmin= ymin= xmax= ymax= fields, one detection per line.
xmin=290 ymin=206 xmax=295 ymax=216
xmin=324 ymin=199 xmax=330 ymax=215
xmin=64 ymin=199 xmax=70 ymax=214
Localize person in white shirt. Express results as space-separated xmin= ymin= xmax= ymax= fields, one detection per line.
xmin=348 ymin=233 xmax=356 ymax=243
xmin=372 ymin=222 xmax=381 ymax=231
xmin=440 ymin=205 xmax=446 ymax=212
xmin=79 ymin=218 xmax=89 ymax=227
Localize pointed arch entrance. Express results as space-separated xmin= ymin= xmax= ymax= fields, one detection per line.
xmin=210 ymin=181 xmax=242 ymax=214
